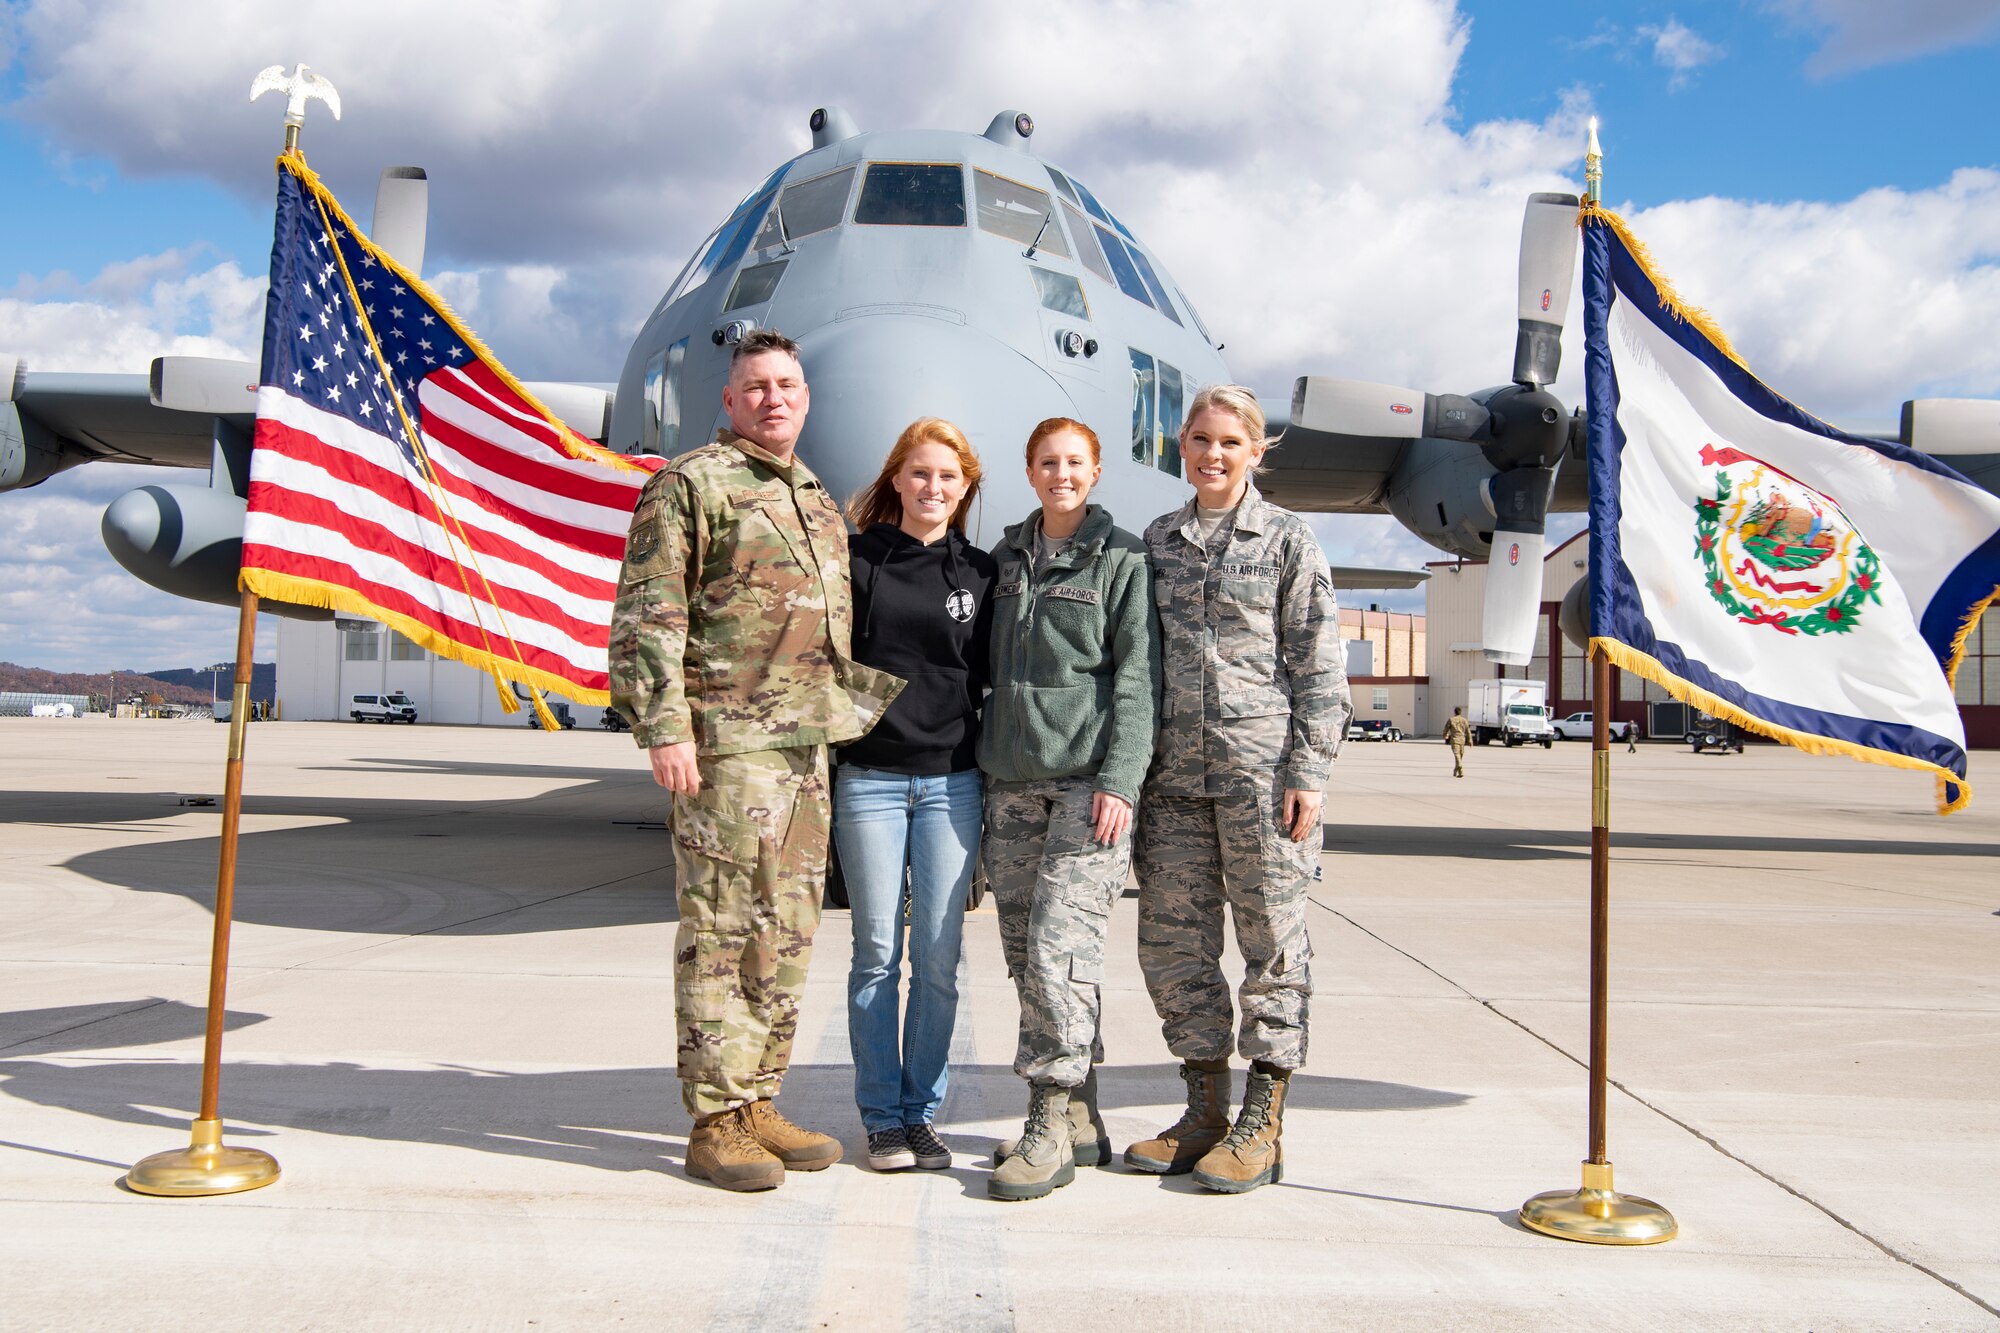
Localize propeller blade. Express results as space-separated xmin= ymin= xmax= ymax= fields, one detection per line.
xmin=1292 ymin=376 xmax=1490 ymax=442
xmin=1513 ymin=192 xmax=1581 ymax=387
xmin=1901 ymin=398 xmax=2000 ymax=455
xmin=371 ymin=166 xmax=429 ymax=277
xmin=1482 ymin=528 xmax=1546 ymax=666
xmin=1481 ymin=464 xmax=1558 ymax=666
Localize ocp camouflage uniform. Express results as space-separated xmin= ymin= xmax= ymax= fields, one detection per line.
xmin=610 ymin=428 xmax=902 ymax=1118
xmin=1134 ymin=481 xmax=1350 ymax=1070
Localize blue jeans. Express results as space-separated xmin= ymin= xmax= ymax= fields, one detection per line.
xmin=833 ymin=765 xmax=982 ymax=1132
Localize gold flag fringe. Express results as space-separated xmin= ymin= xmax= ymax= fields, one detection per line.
xmin=1579 ymin=202 xmax=1745 ymax=369
xmin=1594 ymin=638 xmax=1970 ymax=815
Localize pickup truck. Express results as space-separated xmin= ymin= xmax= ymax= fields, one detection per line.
xmin=1551 ymin=711 xmax=1636 ymax=742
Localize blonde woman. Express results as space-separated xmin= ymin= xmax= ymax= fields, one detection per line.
xmin=1128 ymin=385 xmax=1350 ymax=1193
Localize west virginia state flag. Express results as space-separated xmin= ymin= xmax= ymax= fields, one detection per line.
xmin=1582 ymin=206 xmax=2000 ymax=813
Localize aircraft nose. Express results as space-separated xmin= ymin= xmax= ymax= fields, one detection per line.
xmin=793 ymin=315 xmax=1076 ymax=505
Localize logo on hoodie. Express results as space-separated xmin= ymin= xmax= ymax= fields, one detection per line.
xmin=946 ymin=588 xmax=975 ymax=623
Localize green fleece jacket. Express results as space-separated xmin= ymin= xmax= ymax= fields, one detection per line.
xmin=977 ymin=505 xmax=1161 ymax=804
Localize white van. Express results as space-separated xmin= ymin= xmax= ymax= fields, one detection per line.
xmin=350 ymin=692 xmax=418 ymax=723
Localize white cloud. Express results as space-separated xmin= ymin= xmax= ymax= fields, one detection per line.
xmin=1768 ymin=0 xmax=2000 ymax=75
xmin=2 ymin=0 xmax=1998 ymax=665
xmin=1639 ymin=18 xmax=1724 ymax=88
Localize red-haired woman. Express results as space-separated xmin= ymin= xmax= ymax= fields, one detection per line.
xmin=837 ymin=417 xmax=997 ymax=1174
xmin=979 ymin=417 xmax=1160 ymax=1201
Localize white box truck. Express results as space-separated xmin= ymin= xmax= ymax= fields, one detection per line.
xmin=1467 ymin=679 xmax=1554 ymax=748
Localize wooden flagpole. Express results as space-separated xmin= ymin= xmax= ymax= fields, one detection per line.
xmin=126 ymin=590 xmax=280 ymax=1196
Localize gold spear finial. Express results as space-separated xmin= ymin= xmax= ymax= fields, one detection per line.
xmin=1585 ymin=116 xmax=1603 ymax=205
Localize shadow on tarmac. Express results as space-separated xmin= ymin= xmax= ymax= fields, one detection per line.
xmin=1324 ymin=824 xmax=2000 ymax=862
xmin=0 ymin=1056 xmax=1470 ymax=1179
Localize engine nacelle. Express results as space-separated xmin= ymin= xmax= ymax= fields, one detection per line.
xmin=100 ymin=482 xmax=331 ymax=619
xmin=1382 ymin=438 xmax=1500 ymax=560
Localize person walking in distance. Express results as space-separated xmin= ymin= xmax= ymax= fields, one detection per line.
xmin=980 ymin=417 xmax=1160 ymax=1201
xmin=610 ymin=330 xmax=902 ymax=1192
xmin=1444 ymin=706 xmax=1473 ymax=778
xmin=1129 ymin=385 xmax=1351 ymax=1194
xmin=836 ymin=418 xmax=997 ymax=1174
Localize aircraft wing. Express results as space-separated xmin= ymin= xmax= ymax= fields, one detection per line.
xmin=1327 ymin=564 xmax=1430 ymax=591
xmin=2 ymin=360 xmax=229 ymax=490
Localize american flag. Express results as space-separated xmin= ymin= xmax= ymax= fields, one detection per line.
xmin=241 ymin=157 xmax=659 ymax=703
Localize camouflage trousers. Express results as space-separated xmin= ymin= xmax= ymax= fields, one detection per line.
xmin=1133 ymin=776 xmax=1317 ymax=1069
xmin=1450 ymin=740 xmax=1466 ymax=776
xmin=669 ymin=744 xmax=829 ymax=1117
xmin=984 ymin=775 xmax=1131 ymax=1087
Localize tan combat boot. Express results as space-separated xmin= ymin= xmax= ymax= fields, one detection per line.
xmin=1191 ymin=1063 xmax=1289 ymax=1193
xmin=988 ymin=1085 xmax=1077 ymax=1201
xmin=685 ymin=1106 xmax=784 ymax=1191
xmin=990 ymin=1065 xmax=1111 ymax=1167
xmin=1122 ymin=1059 xmax=1231 ymax=1175
xmin=742 ymin=1098 xmax=844 ymax=1171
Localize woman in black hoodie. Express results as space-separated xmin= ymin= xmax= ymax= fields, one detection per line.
xmin=837 ymin=416 xmax=998 ymax=1173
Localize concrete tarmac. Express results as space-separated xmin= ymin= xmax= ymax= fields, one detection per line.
xmin=1 ymin=717 xmax=1995 ymax=1330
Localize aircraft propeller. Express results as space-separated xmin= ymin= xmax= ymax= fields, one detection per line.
xmin=1286 ymin=192 xmax=1582 ymax=665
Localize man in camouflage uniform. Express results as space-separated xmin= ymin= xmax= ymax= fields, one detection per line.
xmin=611 ymin=330 xmax=902 ymax=1192
xmin=1130 ymin=386 xmax=1351 ymax=1194
xmin=1444 ymin=706 xmax=1473 ymax=777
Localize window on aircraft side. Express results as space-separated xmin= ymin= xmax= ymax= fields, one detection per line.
xmin=641 ymin=348 xmax=667 ymax=455
xmin=1130 ymin=350 xmax=1158 ymax=465
xmin=660 ymin=338 xmax=688 ymax=456
xmin=1126 ymin=246 xmax=1184 ymax=327
xmin=855 ymin=163 xmax=967 ymax=227
xmin=975 ymin=170 xmax=1071 ymax=258
xmin=1157 ymin=361 xmax=1184 ymax=478
xmin=752 ymin=165 xmax=858 ymax=250
xmin=1045 ymin=166 xmax=1082 ymax=207
xmin=1095 ymin=224 xmax=1153 ymax=306
xmin=1030 ymin=268 xmax=1089 ymax=320
xmin=1064 ymin=202 xmax=1115 ymax=286
xmin=726 ymin=260 xmax=788 ymax=312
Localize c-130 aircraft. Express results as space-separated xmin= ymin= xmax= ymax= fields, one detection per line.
xmin=5 ymin=104 xmax=1997 ymax=663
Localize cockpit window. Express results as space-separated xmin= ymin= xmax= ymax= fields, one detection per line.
xmin=1064 ymin=203 xmax=1114 ymax=287
xmin=752 ymin=165 xmax=857 ymax=250
xmin=975 ymin=170 xmax=1070 ymax=258
xmin=855 ymin=163 xmax=967 ymax=227
xmin=725 ymin=259 xmax=788 ymax=312
xmin=1094 ymin=223 xmax=1152 ymax=305
xmin=1177 ymin=286 xmax=1215 ymax=346
xmin=1029 ymin=268 xmax=1088 ymax=320
xmin=1072 ymin=175 xmax=1113 ymax=227
xmin=1045 ymin=166 xmax=1082 ymax=207
xmin=1125 ymin=246 xmax=1183 ymax=326
xmin=670 ymin=189 xmax=776 ymax=308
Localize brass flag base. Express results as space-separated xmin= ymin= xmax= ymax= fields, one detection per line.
xmin=126 ymin=1118 xmax=280 ymax=1197
xmin=1520 ymin=1161 xmax=1676 ymax=1245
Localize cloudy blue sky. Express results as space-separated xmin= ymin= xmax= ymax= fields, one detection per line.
xmin=3 ymin=0 xmax=1999 ymax=671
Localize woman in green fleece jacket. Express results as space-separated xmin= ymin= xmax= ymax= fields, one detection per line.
xmin=977 ymin=416 xmax=1160 ymax=1202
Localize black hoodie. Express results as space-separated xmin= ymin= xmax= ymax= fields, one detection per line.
xmin=838 ymin=523 xmax=999 ymax=774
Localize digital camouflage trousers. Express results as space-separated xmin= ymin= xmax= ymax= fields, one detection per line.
xmin=669 ymin=744 xmax=829 ymax=1117
xmin=1133 ymin=776 xmax=1317 ymax=1069
xmin=983 ymin=775 xmax=1131 ymax=1087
